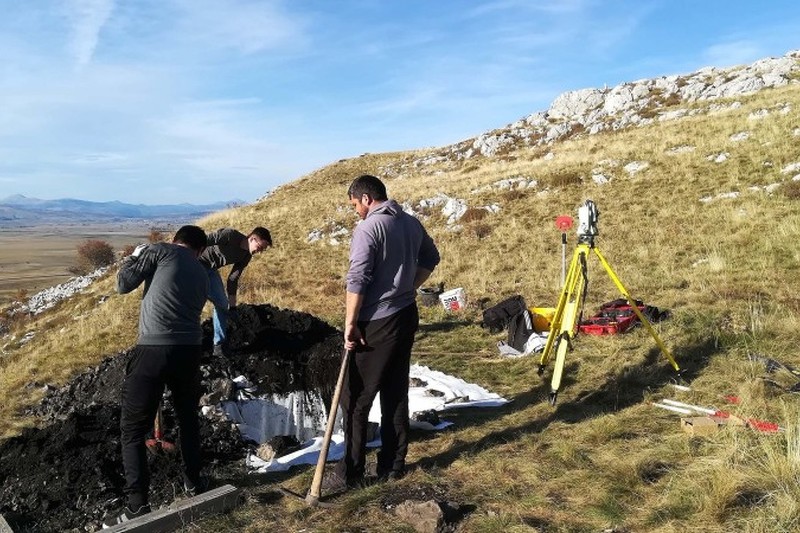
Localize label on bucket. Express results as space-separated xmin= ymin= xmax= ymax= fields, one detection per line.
xmin=439 ymin=288 xmax=466 ymax=311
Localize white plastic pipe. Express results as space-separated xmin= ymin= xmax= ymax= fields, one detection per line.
xmin=652 ymin=402 xmax=693 ymax=415
xmin=660 ymin=399 xmax=716 ymax=415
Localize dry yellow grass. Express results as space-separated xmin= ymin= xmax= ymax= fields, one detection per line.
xmin=3 ymin=82 xmax=800 ymax=531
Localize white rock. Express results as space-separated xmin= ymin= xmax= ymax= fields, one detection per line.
xmin=623 ymin=161 xmax=649 ymax=175
xmin=666 ymin=145 xmax=695 ymax=155
xmin=442 ymin=197 xmax=468 ymax=224
xmin=780 ymin=162 xmax=800 ymax=174
xmin=729 ymin=131 xmax=750 ymax=142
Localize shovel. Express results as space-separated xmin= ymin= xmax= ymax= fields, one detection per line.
xmin=145 ymin=403 xmax=176 ymax=454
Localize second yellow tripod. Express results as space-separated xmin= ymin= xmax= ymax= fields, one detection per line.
xmin=538 ymin=204 xmax=681 ymax=405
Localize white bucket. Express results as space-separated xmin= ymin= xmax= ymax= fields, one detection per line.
xmin=439 ymin=287 xmax=466 ymax=311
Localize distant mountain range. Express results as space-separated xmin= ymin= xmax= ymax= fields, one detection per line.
xmin=0 ymin=195 xmax=240 ymax=227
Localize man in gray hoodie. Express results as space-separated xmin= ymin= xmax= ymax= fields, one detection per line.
xmin=325 ymin=174 xmax=440 ymax=492
xmin=103 ymin=225 xmax=208 ymax=527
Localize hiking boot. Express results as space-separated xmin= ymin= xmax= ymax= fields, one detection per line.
xmin=101 ymin=504 xmax=151 ymax=528
xmin=368 ymin=461 xmax=405 ymax=482
xmin=184 ymin=476 xmax=210 ymax=497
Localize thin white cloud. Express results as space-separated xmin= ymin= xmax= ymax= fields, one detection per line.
xmin=703 ymin=40 xmax=764 ymax=68
xmin=70 ymin=152 xmax=130 ymax=165
xmin=65 ymin=0 xmax=115 ymax=67
xmin=467 ymin=0 xmax=592 ymax=18
xmin=173 ymin=0 xmax=308 ymax=54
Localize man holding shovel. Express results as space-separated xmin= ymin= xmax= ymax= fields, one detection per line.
xmin=324 ymin=175 xmax=440 ymax=492
xmin=103 ymin=225 xmax=209 ymax=527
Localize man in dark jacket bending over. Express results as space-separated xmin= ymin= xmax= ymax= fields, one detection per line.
xmin=103 ymin=225 xmax=208 ymax=527
xmin=199 ymin=226 xmax=272 ymax=355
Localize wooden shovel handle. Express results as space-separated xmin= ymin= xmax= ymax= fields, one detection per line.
xmin=306 ymin=349 xmax=353 ymax=505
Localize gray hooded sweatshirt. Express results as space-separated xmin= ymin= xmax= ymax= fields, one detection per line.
xmin=346 ymin=199 xmax=440 ymax=321
xmin=117 ymin=242 xmax=208 ymax=345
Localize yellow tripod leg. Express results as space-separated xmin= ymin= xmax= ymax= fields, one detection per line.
xmin=549 ymin=248 xmax=587 ymax=404
xmin=539 ymin=245 xmax=585 ymax=372
xmin=592 ymin=247 xmax=681 ymax=372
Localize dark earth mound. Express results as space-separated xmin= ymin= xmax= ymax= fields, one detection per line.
xmin=0 ymin=304 xmax=342 ymax=532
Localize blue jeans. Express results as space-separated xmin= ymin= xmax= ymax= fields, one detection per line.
xmin=206 ymin=267 xmax=228 ymax=346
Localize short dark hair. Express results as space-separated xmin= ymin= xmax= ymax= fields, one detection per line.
xmin=347 ymin=174 xmax=387 ymax=201
xmin=173 ymin=225 xmax=207 ymax=252
xmin=249 ymin=227 xmax=272 ymax=247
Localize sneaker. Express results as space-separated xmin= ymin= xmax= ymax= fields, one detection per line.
xmin=184 ymin=476 xmax=210 ymax=497
xmin=102 ymin=504 xmax=151 ymax=528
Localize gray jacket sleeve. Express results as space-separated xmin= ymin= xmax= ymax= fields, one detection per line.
xmin=117 ymin=250 xmax=158 ymax=294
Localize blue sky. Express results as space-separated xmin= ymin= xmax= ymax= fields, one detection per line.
xmin=0 ymin=1 xmax=798 ymax=205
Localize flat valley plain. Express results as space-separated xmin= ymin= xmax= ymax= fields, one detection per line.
xmin=0 ymin=224 xmax=163 ymax=305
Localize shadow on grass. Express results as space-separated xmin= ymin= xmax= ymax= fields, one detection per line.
xmin=411 ymin=337 xmax=716 ymax=472
xmin=417 ymin=320 xmax=477 ymax=335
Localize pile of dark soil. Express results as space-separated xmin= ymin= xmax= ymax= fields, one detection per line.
xmin=0 ymin=304 xmax=342 ymax=532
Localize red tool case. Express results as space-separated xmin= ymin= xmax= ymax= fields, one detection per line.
xmin=578 ymin=301 xmax=647 ymax=335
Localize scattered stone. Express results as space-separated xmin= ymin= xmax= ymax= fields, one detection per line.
xmin=699 ymin=191 xmax=741 ymax=203
xmin=748 ymin=109 xmax=769 ymax=120
xmin=729 ymin=131 xmax=751 ymax=142
xmin=425 ymin=389 xmax=445 ymax=397
xmin=623 ymin=161 xmax=649 ymax=175
xmin=200 ymin=378 xmax=235 ymax=406
xmin=592 ymin=173 xmax=611 ymax=185
xmin=412 ymin=410 xmax=441 ymax=426
xmin=666 ymin=145 xmax=695 ymax=155
xmin=255 ymin=435 xmax=301 ymax=462
xmin=409 ymin=377 xmax=428 ymax=388
xmin=708 ymin=101 xmax=743 ymax=114
xmin=780 ymin=162 xmax=800 ymax=174
xmin=7 ymin=267 xmax=108 ymax=316
xmin=707 ymin=152 xmax=729 ymax=163
xmin=394 ymin=500 xmax=443 ymax=533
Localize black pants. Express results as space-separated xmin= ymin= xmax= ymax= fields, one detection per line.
xmin=337 ymin=303 xmax=419 ymax=479
xmin=120 ymin=344 xmax=202 ymax=508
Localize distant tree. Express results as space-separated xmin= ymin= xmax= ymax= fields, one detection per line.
xmin=148 ymin=229 xmax=165 ymax=243
xmin=121 ymin=244 xmax=136 ymax=258
xmin=74 ymin=239 xmax=115 ymax=274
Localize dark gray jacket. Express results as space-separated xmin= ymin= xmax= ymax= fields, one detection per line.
xmin=117 ymin=242 xmax=208 ymax=345
xmin=198 ymin=228 xmax=252 ymax=296
xmin=347 ymin=199 xmax=440 ymax=321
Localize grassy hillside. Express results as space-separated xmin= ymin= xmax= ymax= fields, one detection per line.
xmin=3 ymin=78 xmax=800 ymax=531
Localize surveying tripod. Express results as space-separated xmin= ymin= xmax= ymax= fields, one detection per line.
xmin=537 ymin=201 xmax=681 ymax=405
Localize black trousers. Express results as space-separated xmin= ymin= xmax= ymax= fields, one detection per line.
xmin=337 ymin=303 xmax=419 ymax=479
xmin=120 ymin=344 xmax=202 ymax=508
